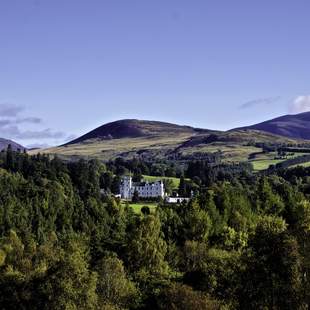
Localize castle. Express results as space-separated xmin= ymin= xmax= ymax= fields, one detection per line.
xmin=119 ymin=176 xmax=165 ymax=199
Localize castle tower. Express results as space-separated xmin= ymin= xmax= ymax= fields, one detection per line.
xmin=120 ymin=175 xmax=132 ymax=199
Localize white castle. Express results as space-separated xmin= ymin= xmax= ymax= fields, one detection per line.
xmin=120 ymin=176 xmax=165 ymax=200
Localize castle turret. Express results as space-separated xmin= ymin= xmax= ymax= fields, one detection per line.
xmin=120 ymin=176 xmax=132 ymax=199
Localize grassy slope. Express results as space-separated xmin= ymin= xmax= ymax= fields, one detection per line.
xmin=34 ymin=133 xmax=193 ymax=161
xmin=30 ymin=119 xmax=308 ymax=169
xmin=250 ymin=152 xmax=310 ymax=171
xmin=142 ymin=175 xmax=181 ymax=188
xmin=121 ymin=202 xmax=157 ymax=214
xmin=291 ymin=161 xmax=310 ymax=168
xmin=180 ymin=143 xmax=261 ymax=162
xmin=33 ymin=131 xmax=298 ymax=162
xmin=251 ymin=159 xmax=284 ymax=171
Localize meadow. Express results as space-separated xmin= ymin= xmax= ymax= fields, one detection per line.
xmin=121 ymin=201 xmax=158 ymax=214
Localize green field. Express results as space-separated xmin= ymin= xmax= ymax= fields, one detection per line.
xmin=122 ymin=202 xmax=157 ymax=214
xmin=251 ymin=159 xmax=284 ymax=171
xmin=142 ymin=175 xmax=181 ymax=188
xmin=290 ymin=161 xmax=310 ymax=168
xmin=250 ymin=152 xmax=310 ymax=171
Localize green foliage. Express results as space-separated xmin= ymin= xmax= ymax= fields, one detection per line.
xmin=183 ymin=246 xmax=242 ymax=307
xmin=240 ymin=216 xmax=303 ymax=309
xmin=127 ymin=215 xmax=169 ymax=277
xmin=95 ymin=255 xmax=139 ymax=309
xmin=158 ymin=283 xmax=223 ymax=310
xmin=1 ymin=150 xmax=310 ymax=308
xmin=40 ymin=237 xmax=98 ymax=310
xmin=132 ymin=190 xmax=139 ymax=203
xmin=184 ymin=201 xmax=212 ymax=242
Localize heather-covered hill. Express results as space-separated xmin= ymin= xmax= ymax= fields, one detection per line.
xmin=235 ymin=111 xmax=310 ymax=140
xmin=65 ymin=119 xmax=213 ymax=145
xmin=35 ymin=119 xmax=307 ymax=163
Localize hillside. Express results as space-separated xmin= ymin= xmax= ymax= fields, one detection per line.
xmin=65 ymin=119 xmax=211 ymax=145
xmin=235 ymin=111 xmax=310 ymax=140
xmin=0 ymin=138 xmax=25 ymax=151
xmin=34 ymin=119 xmax=307 ymax=164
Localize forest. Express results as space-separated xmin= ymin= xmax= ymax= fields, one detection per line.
xmin=0 ymin=146 xmax=310 ymax=309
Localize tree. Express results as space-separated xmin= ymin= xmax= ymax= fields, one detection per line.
xmin=132 ymin=190 xmax=139 ymax=203
xmin=5 ymin=144 xmax=14 ymax=171
xmin=184 ymin=201 xmax=212 ymax=243
xmin=240 ymin=216 xmax=303 ymax=309
xmin=40 ymin=237 xmax=98 ymax=310
xmin=127 ymin=215 xmax=168 ymax=276
xmin=141 ymin=206 xmax=150 ymax=215
xmin=178 ymin=176 xmax=186 ymax=196
xmin=163 ymin=179 xmax=174 ymax=196
xmin=256 ymin=177 xmax=285 ymax=215
xmin=95 ymin=255 xmax=138 ymax=308
xmin=183 ymin=246 xmax=242 ymax=306
xmin=287 ymin=200 xmax=310 ymax=305
xmin=158 ymin=283 xmax=222 ymax=310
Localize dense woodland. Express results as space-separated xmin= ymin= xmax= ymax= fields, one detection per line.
xmin=1 ymin=146 xmax=310 ymax=309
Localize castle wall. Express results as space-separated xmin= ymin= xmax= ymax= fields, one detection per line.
xmin=120 ymin=176 xmax=165 ymax=199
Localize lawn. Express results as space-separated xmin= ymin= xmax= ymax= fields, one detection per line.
xmin=121 ymin=202 xmax=158 ymax=214
xmin=142 ymin=175 xmax=181 ymax=188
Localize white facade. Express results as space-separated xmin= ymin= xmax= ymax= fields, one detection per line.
xmin=165 ymin=197 xmax=190 ymax=204
xmin=120 ymin=176 xmax=165 ymax=200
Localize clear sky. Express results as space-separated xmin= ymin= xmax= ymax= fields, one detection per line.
xmin=1 ymin=0 xmax=310 ymax=147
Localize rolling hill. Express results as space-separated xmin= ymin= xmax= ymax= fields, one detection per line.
xmin=34 ymin=119 xmax=307 ymax=165
xmin=0 ymin=138 xmax=25 ymax=151
xmin=65 ymin=119 xmax=212 ymax=144
xmin=235 ymin=111 xmax=310 ymax=140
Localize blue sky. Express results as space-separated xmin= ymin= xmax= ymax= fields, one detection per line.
xmin=1 ymin=0 xmax=310 ymax=147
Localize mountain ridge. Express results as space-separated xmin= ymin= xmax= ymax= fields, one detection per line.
xmin=35 ymin=117 xmax=307 ymax=163
xmin=0 ymin=138 xmax=25 ymax=151
xmin=235 ymin=111 xmax=310 ymax=140
xmin=66 ymin=112 xmax=310 ymax=146
xmin=65 ymin=119 xmax=215 ymax=145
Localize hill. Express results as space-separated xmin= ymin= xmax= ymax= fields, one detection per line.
xmin=235 ymin=111 xmax=310 ymax=140
xmin=0 ymin=138 xmax=25 ymax=151
xmin=65 ymin=119 xmax=211 ymax=145
xmin=41 ymin=119 xmax=216 ymax=161
xmin=34 ymin=119 xmax=306 ymax=165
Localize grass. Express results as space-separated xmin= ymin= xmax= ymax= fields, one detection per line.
xmin=250 ymin=152 xmax=310 ymax=171
xmin=251 ymin=159 xmax=284 ymax=171
xmin=142 ymin=175 xmax=181 ymax=188
xmin=30 ymin=134 xmax=193 ymax=161
xmin=121 ymin=202 xmax=157 ymax=214
xmin=29 ymin=125 xmax=308 ymax=165
xmin=290 ymin=161 xmax=310 ymax=168
xmin=180 ymin=143 xmax=262 ymax=163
